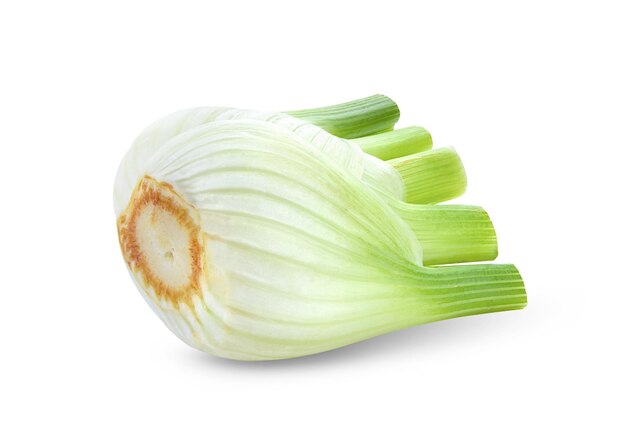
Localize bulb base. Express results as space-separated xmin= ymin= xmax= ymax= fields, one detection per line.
xmin=117 ymin=176 xmax=206 ymax=305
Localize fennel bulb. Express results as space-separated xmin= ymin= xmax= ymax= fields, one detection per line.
xmin=114 ymin=117 xmax=525 ymax=361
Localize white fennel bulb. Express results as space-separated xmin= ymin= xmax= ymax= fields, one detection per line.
xmin=114 ymin=119 xmax=525 ymax=360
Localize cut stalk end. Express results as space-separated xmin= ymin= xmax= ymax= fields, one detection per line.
xmin=417 ymin=263 xmax=527 ymax=322
xmin=352 ymin=126 xmax=433 ymax=160
xmin=286 ymin=94 xmax=400 ymax=139
xmin=394 ymin=203 xmax=498 ymax=265
xmin=389 ymin=148 xmax=467 ymax=204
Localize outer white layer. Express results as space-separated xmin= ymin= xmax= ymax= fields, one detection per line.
xmin=113 ymin=107 xmax=404 ymax=216
xmin=115 ymin=119 xmax=423 ymax=360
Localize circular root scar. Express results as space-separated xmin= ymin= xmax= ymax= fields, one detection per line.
xmin=117 ymin=176 xmax=206 ymax=305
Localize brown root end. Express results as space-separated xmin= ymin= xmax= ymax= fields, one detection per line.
xmin=117 ymin=176 xmax=205 ymax=305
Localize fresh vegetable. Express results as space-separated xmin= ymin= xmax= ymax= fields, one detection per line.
xmin=114 ymin=97 xmax=526 ymax=361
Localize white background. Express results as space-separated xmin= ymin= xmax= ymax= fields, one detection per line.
xmin=1 ymin=1 xmax=624 ymax=433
